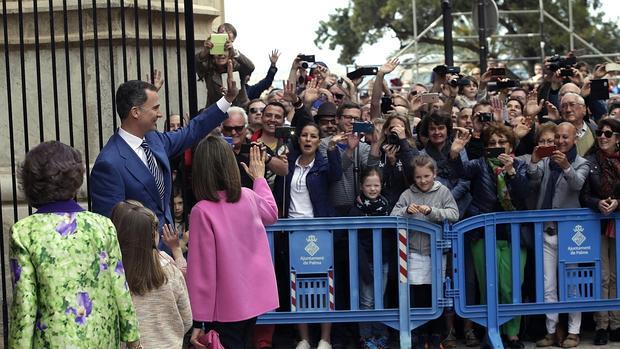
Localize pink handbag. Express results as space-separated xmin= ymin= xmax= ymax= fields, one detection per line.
xmin=197 ymin=329 xmax=225 ymax=349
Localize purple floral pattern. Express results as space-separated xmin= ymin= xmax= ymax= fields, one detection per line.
xmin=99 ymin=251 xmax=109 ymax=271
xmin=65 ymin=291 xmax=93 ymax=325
xmin=10 ymin=258 xmax=21 ymax=286
xmin=115 ymin=260 xmax=125 ymax=275
xmin=55 ymin=213 xmax=77 ymax=237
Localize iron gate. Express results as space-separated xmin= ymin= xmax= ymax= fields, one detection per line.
xmin=0 ymin=0 xmax=216 ymax=345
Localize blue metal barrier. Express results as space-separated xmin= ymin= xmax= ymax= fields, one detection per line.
xmin=257 ymin=216 xmax=446 ymax=349
xmin=257 ymin=209 xmax=620 ymax=349
xmin=450 ymin=208 xmax=620 ymax=349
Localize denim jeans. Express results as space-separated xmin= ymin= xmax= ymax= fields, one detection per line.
xmin=359 ymin=262 xmax=389 ymax=339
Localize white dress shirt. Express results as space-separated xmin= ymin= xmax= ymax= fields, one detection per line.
xmin=288 ymin=157 xmax=315 ymax=218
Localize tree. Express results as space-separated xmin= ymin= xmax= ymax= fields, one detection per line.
xmin=315 ymin=0 xmax=620 ymax=66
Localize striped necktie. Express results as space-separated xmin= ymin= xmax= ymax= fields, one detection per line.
xmin=140 ymin=141 xmax=165 ymax=203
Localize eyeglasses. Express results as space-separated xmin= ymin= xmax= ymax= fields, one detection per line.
xmin=249 ymin=107 xmax=264 ymax=114
xmin=341 ymin=114 xmax=361 ymax=121
xmin=319 ymin=118 xmax=337 ymax=126
xmin=560 ymin=102 xmax=585 ymax=110
xmin=222 ymin=125 xmax=245 ymax=134
xmin=595 ymin=130 xmax=619 ymax=138
xmin=333 ymin=93 xmax=345 ymax=100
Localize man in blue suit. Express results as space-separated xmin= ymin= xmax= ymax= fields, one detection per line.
xmin=91 ymin=61 xmax=239 ymax=244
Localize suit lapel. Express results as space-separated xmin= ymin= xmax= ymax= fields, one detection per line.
xmin=113 ymin=133 xmax=162 ymax=206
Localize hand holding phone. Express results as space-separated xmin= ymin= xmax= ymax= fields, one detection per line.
xmin=484 ymin=147 xmax=504 ymax=159
xmin=535 ymin=145 xmax=557 ymax=159
xmin=420 ymin=93 xmax=440 ymax=104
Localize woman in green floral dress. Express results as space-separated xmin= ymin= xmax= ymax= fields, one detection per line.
xmin=9 ymin=141 xmax=142 ymax=349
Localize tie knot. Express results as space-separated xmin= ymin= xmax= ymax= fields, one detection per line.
xmin=140 ymin=141 xmax=149 ymax=149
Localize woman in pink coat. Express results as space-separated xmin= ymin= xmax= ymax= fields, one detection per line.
xmin=188 ymin=136 xmax=279 ymax=349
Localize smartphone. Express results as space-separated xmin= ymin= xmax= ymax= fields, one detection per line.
xmin=210 ymin=33 xmax=228 ymax=55
xmin=478 ymin=112 xmax=493 ymax=122
xmin=420 ymin=93 xmax=440 ymax=104
xmin=380 ymin=96 xmax=393 ymax=114
xmin=274 ymin=126 xmax=295 ymax=139
xmin=536 ymin=145 xmax=557 ymax=158
xmin=347 ymin=66 xmax=378 ymax=80
xmin=298 ymin=54 xmax=315 ymax=62
xmin=484 ymin=147 xmax=504 ymax=159
xmin=605 ymin=63 xmax=620 ymax=73
xmin=352 ymin=121 xmax=374 ymax=134
xmin=239 ymin=143 xmax=253 ymax=154
xmin=489 ymin=67 xmax=506 ymax=76
xmin=221 ymin=71 xmax=241 ymax=89
xmin=590 ymin=79 xmax=609 ymax=100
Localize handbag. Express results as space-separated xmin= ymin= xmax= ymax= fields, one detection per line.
xmin=197 ymin=329 xmax=226 ymax=349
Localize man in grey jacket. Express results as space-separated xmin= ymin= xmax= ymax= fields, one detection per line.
xmin=319 ymin=102 xmax=379 ymax=215
xmin=528 ymin=122 xmax=590 ymax=348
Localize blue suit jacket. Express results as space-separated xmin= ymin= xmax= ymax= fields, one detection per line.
xmin=90 ymin=102 xmax=227 ymax=233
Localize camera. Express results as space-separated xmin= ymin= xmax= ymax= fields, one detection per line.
xmin=560 ymin=68 xmax=574 ymax=77
xmin=387 ymin=132 xmax=400 ymax=145
xmin=432 ymin=65 xmax=460 ymax=76
xmin=478 ymin=112 xmax=493 ymax=122
xmin=449 ymin=76 xmax=471 ymax=87
xmin=298 ymin=54 xmax=315 ymax=69
xmin=274 ymin=126 xmax=295 ymax=139
xmin=486 ymin=80 xmax=520 ymax=92
xmin=547 ymin=55 xmax=577 ymax=71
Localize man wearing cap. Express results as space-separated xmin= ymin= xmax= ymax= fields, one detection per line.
xmin=314 ymin=102 xmax=339 ymax=138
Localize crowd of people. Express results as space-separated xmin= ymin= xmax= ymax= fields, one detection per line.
xmin=7 ymin=21 xmax=620 ymax=349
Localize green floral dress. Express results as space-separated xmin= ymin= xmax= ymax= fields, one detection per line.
xmin=9 ymin=200 xmax=140 ymax=348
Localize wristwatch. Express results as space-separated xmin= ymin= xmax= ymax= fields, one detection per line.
xmin=265 ymin=153 xmax=273 ymax=164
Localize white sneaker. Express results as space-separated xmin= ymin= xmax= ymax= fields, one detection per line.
xmin=317 ymin=339 xmax=332 ymax=349
xmin=296 ymin=339 xmax=311 ymax=349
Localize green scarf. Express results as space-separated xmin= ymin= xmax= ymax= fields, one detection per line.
xmin=487 ymin=157 xmax=516 ymax=211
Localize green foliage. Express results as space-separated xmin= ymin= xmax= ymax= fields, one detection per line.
xmin=315 ymin=0 xmax=620 ymax=66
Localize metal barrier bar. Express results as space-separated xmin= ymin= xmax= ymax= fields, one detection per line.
xmin=62 ymin=0 xmax=75 ymax=147
xmin=49 ymin=0 xmax=61 ymax=140
xmin=92 ymin=0 xmax=104 ymax=151
xmin=147 ymin=0 xmax=154 ymax=80
xmin=510 ymin=223 xmax=521 ymax=304
xmin=106 ymin=0 xmax=117 ymax=130
xmin=160 ymin=0 xmax=171 ymax=123
xmin=183 ymin=0 xmax=198 ymax=116
xmin=372 ymin=227 xmax=384 ymax=310
xmin=134 ymin=0 xmax=141 ymax=78
xmin=174 ymin=0 xmax=184 ymax=123
xmin=17 ymin=0 xmax=29 ymax=153
xmin=348 ymin=228 xmax=359 ymax=310
xmin=33 ymin=0 xmax=44 ymax=142
xmin=76 ymin=0 xmax=92 ymax=210
xmin=120 ymin=0 xmax=128 ymax=81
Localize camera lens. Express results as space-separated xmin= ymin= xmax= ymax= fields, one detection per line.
xmin=301 ymin=61 xmax=309 ymax=69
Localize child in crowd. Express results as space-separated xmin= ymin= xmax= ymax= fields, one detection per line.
xmin=348 ymin=167 xmax=391 ymax=349
xmin=172 ymin=186 xmax=189 ymax=255
xmin=391 ymin=155 xmax=459 ymax=349
xmin=111 ymin=200 xmax=192 ymax=349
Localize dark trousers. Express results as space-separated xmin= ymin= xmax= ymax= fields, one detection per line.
xmin=410 ymin=284 xmax=443 ymax=335
xmin=205 ymin=317 xmax=257 ymax=349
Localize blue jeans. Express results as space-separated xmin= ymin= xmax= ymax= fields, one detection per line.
xmin=359 ymin=262 xmax=389 ymax=339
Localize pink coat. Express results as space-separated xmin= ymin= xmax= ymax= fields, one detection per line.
xmin=187 ymin=178 xmax=279 ymax=322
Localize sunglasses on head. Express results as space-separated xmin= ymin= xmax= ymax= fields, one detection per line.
xmin=595 ymin=130 xmax=619 ymax=138
xmin=249 ymin=107 xmax=264 ymax=114
xmin=222 ymin=125 xmax=245 ymax=133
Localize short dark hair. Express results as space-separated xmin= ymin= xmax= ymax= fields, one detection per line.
xmin=192 ymin=136 xmax=242 ymax=203
xmin=506 ymin=97 xmax=524 ymax=112
xmin=116 ymin=80 xmax=157 ymax=120
xmin=264 ymin=101 xmax=286 ymax=116
xmin=218 ymin=23 xmax=237 ymax=39
xmin=336 ymin=102 xmax=361 ymax=118
xmin=472 ymin=100 xmax=492 ymax=115
xmin=246 ymin=98 xmax=265 ymax=112
xmin=111 ymin=200 xmax=167 ymax=296
xmin=360 ymin=167 xmax=383 ymax=187
xmin=19 ymin=141 xmax=85 ymax=208
xmin=482 ymin=122 xmax=516 ymax=149
xmin=418 ymin=111 xmax=453 ymax=139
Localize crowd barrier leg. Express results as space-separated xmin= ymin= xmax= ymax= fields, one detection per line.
xmin=399 ymin=280 xmax=412 ymax=349
xmin=484 ymin=220 xmax=503 ymax=349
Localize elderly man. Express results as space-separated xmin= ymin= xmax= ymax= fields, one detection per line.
xmin=560 ymin=92 xmax=597 ymax=155
xmin=222 ymin=106 xmax=287 ymax=189
xmin=528 ymin=122 xmax=590 ymax=348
